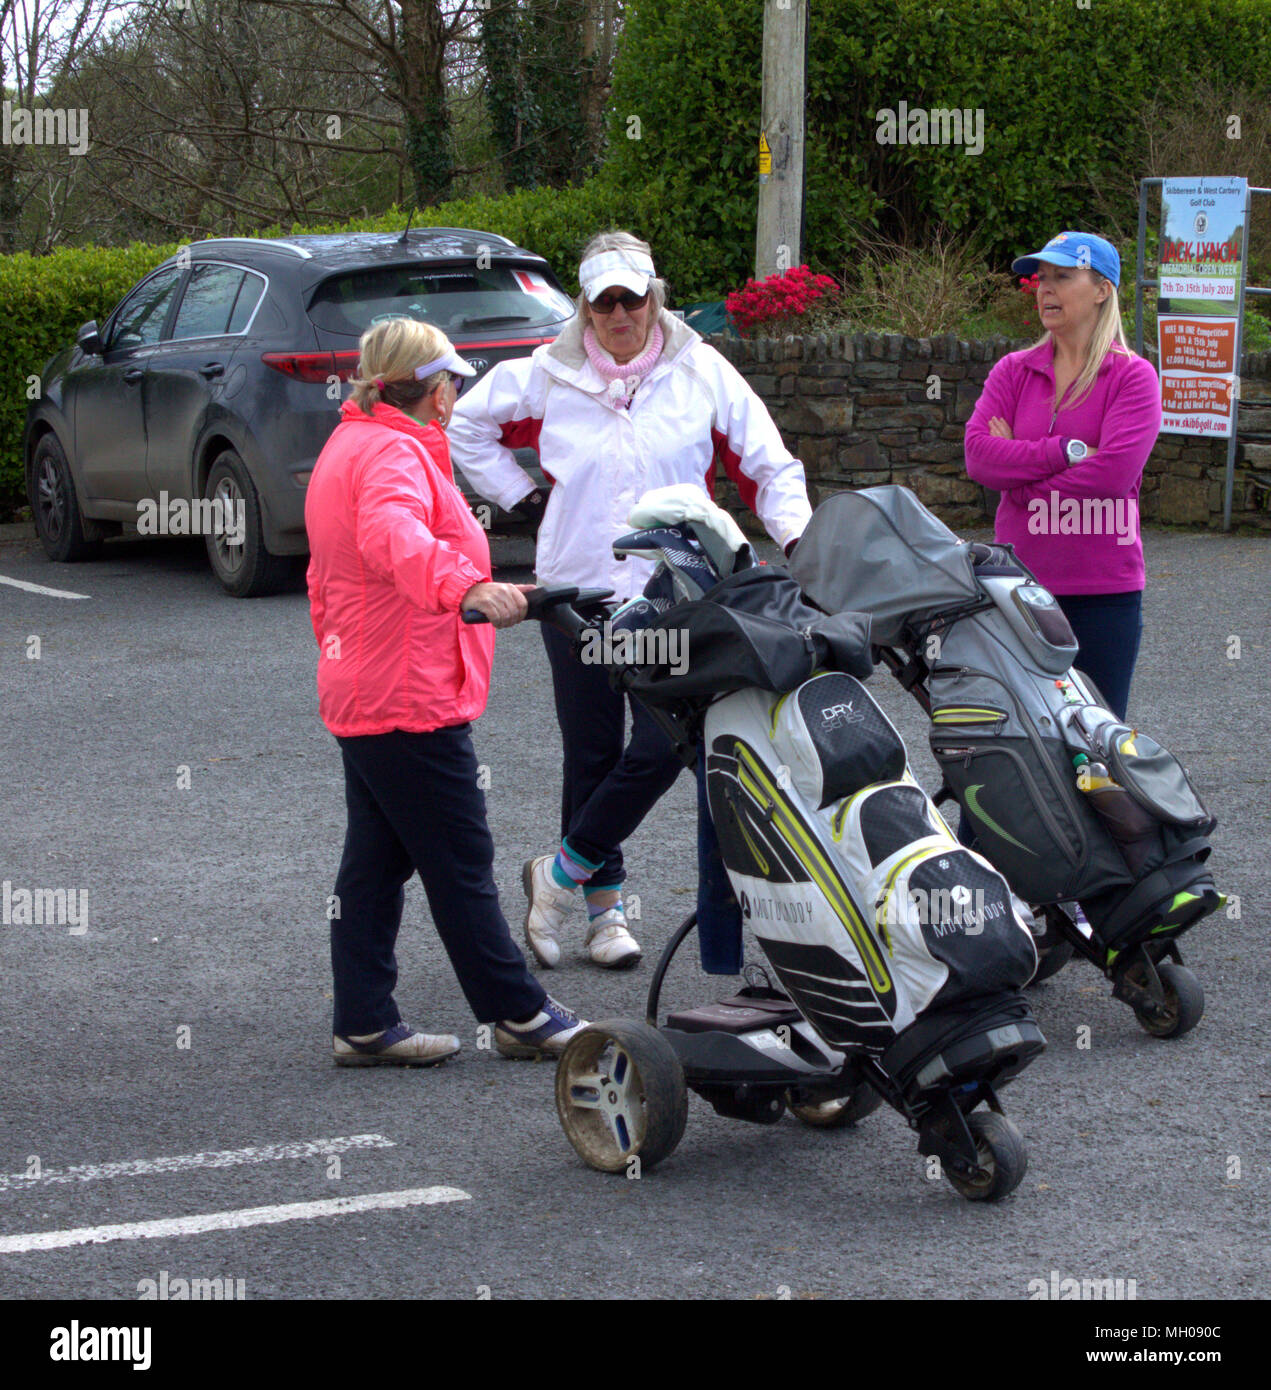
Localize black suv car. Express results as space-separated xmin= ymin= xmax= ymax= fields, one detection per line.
xmin=24 ymin=229 xmax=575 ymax=595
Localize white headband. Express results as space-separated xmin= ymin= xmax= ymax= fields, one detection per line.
xmin=579 ymin=248 xmax=656 ymax=302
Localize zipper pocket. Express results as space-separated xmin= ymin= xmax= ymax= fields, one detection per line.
xmin=931 ymin=705 xmax=1008 ymax=727
xmin=933 ymin=740 xmax=1081 ymax=869
xmin=932 ymin=664 xmax=1089 ymax=862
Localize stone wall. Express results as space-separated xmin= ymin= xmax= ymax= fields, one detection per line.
xmin=705 ymin=331 xmax=1271 ymax=532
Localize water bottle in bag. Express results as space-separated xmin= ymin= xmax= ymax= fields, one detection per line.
xmin=1073 ymin=754 xmax=1158 ymax=874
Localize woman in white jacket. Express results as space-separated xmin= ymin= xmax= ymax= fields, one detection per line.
xmin=449 ymin=230 xmax=811 ymax=970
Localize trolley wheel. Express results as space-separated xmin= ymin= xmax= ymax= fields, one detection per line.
xmin=787 ymin=1081 xmax=884 ymax=1129
xmin=944 ymin=1111 xmax=1028 ymax=1203
xmin=1131 ymin=960 xmax=1204 ymax=1039
xmin=555 ymin=1019 xmax=687 ymax=1174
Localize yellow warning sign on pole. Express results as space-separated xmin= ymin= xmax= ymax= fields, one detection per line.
xmin=758 ymin=131 xmax=772 ymax=177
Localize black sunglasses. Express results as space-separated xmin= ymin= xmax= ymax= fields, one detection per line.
xmin=590 ymin=289 xmax=649 ymax=314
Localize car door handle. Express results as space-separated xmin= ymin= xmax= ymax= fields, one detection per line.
xmin=198 ymin=362 xmax=225 ymax=379
xmin=123 ymin=367 xmax=144 ymax=384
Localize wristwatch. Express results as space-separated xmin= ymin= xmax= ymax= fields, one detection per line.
xmin=1064 ymin=439 xmax=1089 ymax=466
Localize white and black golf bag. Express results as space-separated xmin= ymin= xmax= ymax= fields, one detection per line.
xmin=609 ymin=513 xmax=1044 ymax=1100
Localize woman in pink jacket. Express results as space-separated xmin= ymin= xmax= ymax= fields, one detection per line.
xmin=305 ymin=318 xmax=586 ymax=1066
xmin=965 ymin=231 xmax=1162 ymax=720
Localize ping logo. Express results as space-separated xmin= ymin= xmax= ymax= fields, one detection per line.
xmin=820 ymin=702 xmax=864 ymax=730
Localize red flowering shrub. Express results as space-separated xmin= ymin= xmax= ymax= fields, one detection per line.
xmin=1018 ymin=272 xmax=1041 ymax=296
xmin=725 ymin=264 xmax=839 ymax=337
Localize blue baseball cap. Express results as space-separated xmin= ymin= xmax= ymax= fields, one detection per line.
xmin=1012 ymin=231 xmax=1120 ymax=287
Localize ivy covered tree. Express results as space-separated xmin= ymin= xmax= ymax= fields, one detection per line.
xmin=482 ymin=0 xmax=618 ymax=192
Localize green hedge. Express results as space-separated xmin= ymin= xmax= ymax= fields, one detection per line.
xmin=2 ymin=242 xmax=182 ymax=509
xmin=606 ymin=0 xmax=1271 ymax=292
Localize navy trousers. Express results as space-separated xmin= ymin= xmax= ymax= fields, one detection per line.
xmin=957 ymin=589 xmax=1144 ymax=849
xmin=541 ymin=624 xmax=685 ymax=887
xmin=331 ymin=726 xmax=546 ymax=1035
xmin=1056 ymin=590 xmax=1144 ymax=722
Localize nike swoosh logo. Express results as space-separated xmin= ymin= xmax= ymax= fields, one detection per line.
xmin=964 ymin=784 xmax=1037 ymax=855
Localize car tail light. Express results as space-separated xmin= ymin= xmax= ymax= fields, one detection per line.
xmin=262 ymin=351 xmax=337 ymax=383
xmin=262 ymin=351 xmax=361 ymax=384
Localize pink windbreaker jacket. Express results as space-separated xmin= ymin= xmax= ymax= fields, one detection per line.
xmin=964 ymin=340 xmax=1161 ymax=595
xmin=305 ymin=399 xmax=495 ymax=737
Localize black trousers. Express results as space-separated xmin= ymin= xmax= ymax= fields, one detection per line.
xmin=330 ymin=726 xmax=546 ymax=1036
xmin=541 ymin=623 xmax=685 ymax=888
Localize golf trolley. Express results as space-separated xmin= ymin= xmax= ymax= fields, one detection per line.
xmin=497 ymin=581 xmax=1047 ymax=1203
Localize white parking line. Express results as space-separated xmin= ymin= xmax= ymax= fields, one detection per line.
xmin=0 ymin=1187 xmax=471 ymax=1254
xmin=0 ymin=1135 xmax=395 ymax=1193
xmin=0 ymin=573 xmax=90 ymax=599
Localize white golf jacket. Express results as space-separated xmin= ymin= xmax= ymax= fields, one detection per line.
xmin=448 ymin=309 xmax=812 ymax=602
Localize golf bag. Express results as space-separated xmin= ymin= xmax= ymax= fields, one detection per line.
xmin=610 ymin=514 xmax=1044 ymax=1101
xmin=789 ymin=486 xmax=1223 ymax=956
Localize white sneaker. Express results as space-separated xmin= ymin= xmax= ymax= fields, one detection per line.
xmin=522 ymin=855 xmax=575 ymax=968
xmin=585 ymin=907 xmax=643 ymax=970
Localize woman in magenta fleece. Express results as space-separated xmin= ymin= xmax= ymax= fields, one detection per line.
xmin=965 ymin=231 xmax=1161 ymax=719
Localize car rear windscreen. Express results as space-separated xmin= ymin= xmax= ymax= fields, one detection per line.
xmin=307 ymin=264 xmax=575 ymax=337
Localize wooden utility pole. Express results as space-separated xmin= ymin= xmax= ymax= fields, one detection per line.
xmin=755 ymin=0 xmax=808 ymax=279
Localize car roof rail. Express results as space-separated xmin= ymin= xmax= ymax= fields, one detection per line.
xmin=402 ymin=226 xmax=519 ymax=249
xmin=186 ymin=237 xmax=313 ymax=259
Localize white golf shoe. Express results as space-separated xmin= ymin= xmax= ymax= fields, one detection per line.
xmin=584 ymin=906 xmax=643 ymax=970
xmin=522 ymin=855 xmax=575 ymax=968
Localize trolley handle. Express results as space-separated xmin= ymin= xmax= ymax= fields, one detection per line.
xmin=461 ymin=585 xmax=614 ymax=639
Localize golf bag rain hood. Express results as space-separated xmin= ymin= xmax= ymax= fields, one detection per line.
xmin=620 ymin=567 xmax=874 ymax=706
xmin=790 ymin=486 xmax=1222 ymax=953
xmin=790 ymin=486 xmax=982 ymax=645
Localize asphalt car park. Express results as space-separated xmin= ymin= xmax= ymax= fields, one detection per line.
xmin=0 ymin=524 xmax=1268 ymax=1302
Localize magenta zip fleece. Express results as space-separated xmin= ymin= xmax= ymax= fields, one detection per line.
xmin=964 ymin=339 xmax=1161 ymax=595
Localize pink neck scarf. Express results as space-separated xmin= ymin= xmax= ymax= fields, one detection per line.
xmin=583 ymin=322 xmax=664 ymax=409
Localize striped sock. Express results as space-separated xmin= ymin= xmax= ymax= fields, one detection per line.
xmin=585 ymin=886 xmax=623 ymax=919
xmin=551 ymin=839 xmax=599 ymax=889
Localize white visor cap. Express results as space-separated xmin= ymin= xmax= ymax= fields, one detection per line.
xmin=412 ymin=347 xmax=477 ymax=381
xmin=579 ymin=248 xmax=657 ymax=302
